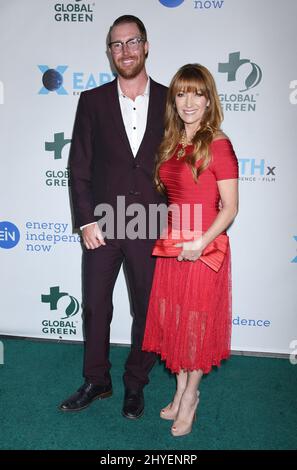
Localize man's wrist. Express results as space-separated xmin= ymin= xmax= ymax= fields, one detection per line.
xmin=80 ymin=222 xmax=97 ymax=230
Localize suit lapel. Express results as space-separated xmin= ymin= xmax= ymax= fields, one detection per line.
xmin=108 ymin=79 xmax=133 ymax=157
xmin=135 ymin=78 xmax=158 ymax=160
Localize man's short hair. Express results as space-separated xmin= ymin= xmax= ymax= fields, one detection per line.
xmin=108 ymin=15 xmax=147 ymax=43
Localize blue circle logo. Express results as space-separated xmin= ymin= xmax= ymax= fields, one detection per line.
xmin=159 ymin=0 xmax=184 ymax=7
xmin=42 ymin=69 xmax=63 ymax=92
xmin=0 ymin=221 xmax=20 ymax=249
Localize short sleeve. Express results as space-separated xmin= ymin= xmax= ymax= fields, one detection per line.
xmin=210 ymin=139 xmax=238 ymax=181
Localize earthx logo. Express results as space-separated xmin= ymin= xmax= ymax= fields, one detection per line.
xmin=238 ymin=158 xmax=276 ymax=184
xmin=38 ymin=65 xmax=115 ymax=96
xmin=38 ymin=65 xmax=68 ymax=95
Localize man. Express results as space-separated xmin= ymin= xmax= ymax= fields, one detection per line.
xmin=59 ymin=15 xmax=167 ymax=419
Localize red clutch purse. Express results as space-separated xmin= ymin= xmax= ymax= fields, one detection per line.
xmin=152 ymin=230 xmax=229 ymax=272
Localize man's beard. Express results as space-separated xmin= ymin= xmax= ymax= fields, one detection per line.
xmin=113 ymin=55 xmax=145 ymax=79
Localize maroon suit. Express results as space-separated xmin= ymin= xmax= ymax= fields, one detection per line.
xmin=69 ymin=78 xmax=167 ymax=391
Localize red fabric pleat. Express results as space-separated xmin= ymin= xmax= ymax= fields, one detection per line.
xmin=142 ymin=248 xmax=232 ymax=374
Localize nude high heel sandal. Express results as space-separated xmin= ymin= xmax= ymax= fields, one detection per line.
xmin=171 ymin=392 xmax=200 ymax=437
xmin=160 ymin=402 xmax=178 ymax=421
xmin=171 ymin=411 xmax=197 ymax=437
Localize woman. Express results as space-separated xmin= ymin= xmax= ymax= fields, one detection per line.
xmin=142 ymin=64 xmax=238 ymax=437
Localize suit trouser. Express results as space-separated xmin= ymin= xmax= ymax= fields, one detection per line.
xmin=82 ymin=237 xmax=157 ymax=391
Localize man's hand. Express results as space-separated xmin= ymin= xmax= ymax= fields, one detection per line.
xmin=82 ymin=223 xmax=106 ymax=250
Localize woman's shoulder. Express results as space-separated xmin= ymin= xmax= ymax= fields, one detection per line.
xmin=209 ymin=131 xmax=238 ymax=178
xmin=211 ymin=131 xmax=230 ymax=144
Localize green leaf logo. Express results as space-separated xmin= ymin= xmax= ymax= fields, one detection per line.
xmin=62 ymin=295 xmax=80 ymax=319
xmin=240 ymin=63 xmax=262 ymax=92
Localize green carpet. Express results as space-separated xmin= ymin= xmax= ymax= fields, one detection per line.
xmin=0 ymin=338 xmax=296 ymax=450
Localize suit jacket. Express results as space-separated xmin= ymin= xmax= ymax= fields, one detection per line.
xmin=69 ymin=77 xmax=167 ymax=230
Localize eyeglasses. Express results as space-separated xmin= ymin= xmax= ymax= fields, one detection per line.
xmin=109 ymin=37 xmax=145 ymax=54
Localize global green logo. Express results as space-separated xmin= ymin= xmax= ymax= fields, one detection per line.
xmin=54 ymin=1 xmax=94 ymax=22
xmin=218 ymin=51 xmax=262 ymax=92
xmin=44 ymin=132 xmax=71 ymax=187
xmin=41 ymin=286 xmax=79 ymax=319
xmin=45 ymin=132 xmax=71 ymax=159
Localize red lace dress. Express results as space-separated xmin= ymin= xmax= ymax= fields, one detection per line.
xmin=142 ymin=139 xmax=238 ymax=374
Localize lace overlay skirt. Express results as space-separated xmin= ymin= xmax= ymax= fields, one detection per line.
xmin=142 ymin=249 xmax=232 ymax=374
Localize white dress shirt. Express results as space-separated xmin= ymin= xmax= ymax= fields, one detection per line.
xmin=117 ymin=77 xmax=150 ymax=157
xmin=80 ymin=78 xmax=150 ymax=230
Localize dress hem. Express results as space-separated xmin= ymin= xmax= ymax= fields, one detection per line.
xmin=143 ymin=347 xmax=230 ymax=375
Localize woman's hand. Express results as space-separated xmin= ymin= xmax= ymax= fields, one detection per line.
xmin=175 ymin=238 xmax=204 ymax=262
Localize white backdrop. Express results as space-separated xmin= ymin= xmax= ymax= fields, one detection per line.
xmin=0 ymin=0 xmax=296 ymax=355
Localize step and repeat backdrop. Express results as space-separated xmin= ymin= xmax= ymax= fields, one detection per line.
xmin=0 ymin=0 xmax=296 ymax=355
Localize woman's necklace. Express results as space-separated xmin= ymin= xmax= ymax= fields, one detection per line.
xmin=176 ymin=130 xmax=188 ymax=159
